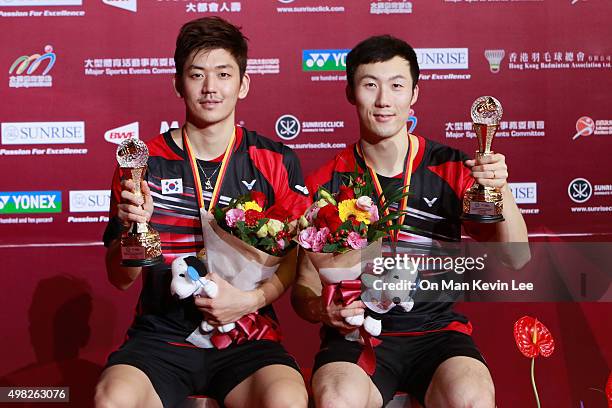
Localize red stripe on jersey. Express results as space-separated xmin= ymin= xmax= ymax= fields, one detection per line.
xmin=305 ymin=144 xmax=358 ymax=198
xmin=152 ymin=215 xmax=201 ymax=228
xmin=158 ymin=232 xmax=201 ymax=242
xmin=147 ymin=133 xmax=184 ymax=160
xmin=382 ymin=321 xmax=473 ymax=337
xmin=248 ymin=146 xmax=310 ymax=220
xmin=427 ymin=160 xmax=474 ymax=199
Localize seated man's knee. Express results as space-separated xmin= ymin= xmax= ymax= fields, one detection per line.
xmin=259 ymin=380 xmax=308 ymax=408
xmin=316 ymin=382 xmax=371 ymax=408
xmin=94 ymin=380 xmax=136 ymax=408
xmin=428 ymin=382 xmax=495 ymax=408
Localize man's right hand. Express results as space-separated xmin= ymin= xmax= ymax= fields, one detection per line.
xmin=320 ymin=299 xmax=367 ymax=334
xmin=117 ymin=180 xmax=153 ymax=226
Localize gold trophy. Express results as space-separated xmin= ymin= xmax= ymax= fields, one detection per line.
xmin=116 ymin=138 xmax=163 ymax=266
xmin=461 ymin=96 xmax=505 ymax=223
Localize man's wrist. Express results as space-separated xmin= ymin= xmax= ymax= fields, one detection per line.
xmin=247 ymin=288 xmax=266 ymax=312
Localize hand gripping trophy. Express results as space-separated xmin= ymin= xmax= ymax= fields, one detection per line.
xmin=462 ymin=96 xmax=505 ymax=223
xmin=116 ymin=138 xmax=163 ymax=266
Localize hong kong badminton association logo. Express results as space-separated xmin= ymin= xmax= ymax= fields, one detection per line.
xmin=8 ymin=45 xmax=56 ymax=89
xmin=484 ymin=49 xmax=505 ymax=73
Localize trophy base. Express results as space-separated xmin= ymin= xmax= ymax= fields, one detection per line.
xmin=121 ymin=255 xmax=164 ymax=267
xmin=461 ymin=213 xmax=505 ymax=224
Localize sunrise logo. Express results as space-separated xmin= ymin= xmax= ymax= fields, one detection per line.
xmin=9 ymin=45 xmax=56 ymax=76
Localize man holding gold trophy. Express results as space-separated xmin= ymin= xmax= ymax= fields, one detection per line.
xmin=293 ymin=36 xmax=529 ymax=407
xmin=96 ymin=17 xmax=311 ymax=408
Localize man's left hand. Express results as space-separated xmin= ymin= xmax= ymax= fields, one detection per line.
xmin=465 ymin=153 xmax=508 ymax=189
xmin=194 ymin=273 xmax=265 ymax=325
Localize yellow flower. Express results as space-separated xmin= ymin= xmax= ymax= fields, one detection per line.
xmin=338 ymin=199 xmax=371 ymax=224
xmin=243 ymin=201 xmax=263 ymax=212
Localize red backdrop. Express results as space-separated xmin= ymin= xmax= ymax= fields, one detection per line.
xmin=1 ymin=1 xmax=610 ymax=406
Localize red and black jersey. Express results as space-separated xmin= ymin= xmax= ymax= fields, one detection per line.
xmin=306 ymin=135 xmax=476 ymax=333
xmin=103 ymin=126 xmax=310 ymax=340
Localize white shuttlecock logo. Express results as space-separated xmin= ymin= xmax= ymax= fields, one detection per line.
xmin=484 ymin=50 xmax=506 ymax=73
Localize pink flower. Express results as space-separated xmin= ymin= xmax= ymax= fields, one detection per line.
xmin=225 ymin=208 xmax=245 ymax=228
xmin=298 ymin=227 xmax=317 ymax=249
xmin=347 ymin=231 xmax=368 ymax=249
xmin=276 ymin=239 xmax=286 ymax=250
xmin=368 ymin=204 xmax=380 ymax=223
xmin=313 ymin=228 xmax=330 ymax=252
xmin=298 ymin=226 xmax=330 ymax=252
xmin=356 ymin=196 xmax=373 ymax=210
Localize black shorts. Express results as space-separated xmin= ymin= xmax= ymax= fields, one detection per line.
xmin=106 ymin=333 xmax=300 ymax=408
xmin=313 ymin=329 xmax=487 ymax=407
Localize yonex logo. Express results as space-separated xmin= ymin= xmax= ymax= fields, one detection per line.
xmin=305 ymin=53 xmax=330 ymax=68
xmin=302 ymin=49 xmax=349 ymax=72
xmin=0 ymin=191 xmax=62 ymax=214
xmin=295 ymin=185 xmax=309 ymax=195
xmin=423 ymin=197 xmax=438 ymax=207
xmin=568 ymin=178 xmax=592 ymax=203
xmin=275 ymin=114 xmax=301 ymax=140
xmin=242 ymin=179 xmax=256 ymax=190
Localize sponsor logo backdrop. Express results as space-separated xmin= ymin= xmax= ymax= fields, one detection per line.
xmin=1 ymin=1 xmax=610 ymax=242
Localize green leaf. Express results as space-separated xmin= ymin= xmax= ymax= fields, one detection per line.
xmin=323 ymin=243 xmax=339 ymax=253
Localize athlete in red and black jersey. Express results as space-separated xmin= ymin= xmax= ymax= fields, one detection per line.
xmin=103 ymin=126 xmax=309 ymax=338
xmin=292 ymin=36 xmax=529 ymax=408
xmin=96 ymin=18 xmax=310 ymax=408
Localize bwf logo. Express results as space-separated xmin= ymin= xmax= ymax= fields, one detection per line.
xmin=302 ymin=49 xmax=349 ymax=71
xmin=102 ymin=0 xmax=136 ymax=12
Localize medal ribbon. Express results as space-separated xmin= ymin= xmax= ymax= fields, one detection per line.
xmin=182 ymin=126 xmax=236 ymax=213
xmin=355 ymin=134 xmax=418 ymax=242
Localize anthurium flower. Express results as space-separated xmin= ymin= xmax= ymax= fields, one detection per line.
xmin=513 ymin=316 xmax=555 ymax=358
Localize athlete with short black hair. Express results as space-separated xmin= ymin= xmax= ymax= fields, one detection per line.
xmin=95 ymin=17 xmax=310 ymax=408
xmin=292 ymin=35 xmax=530 ymax=408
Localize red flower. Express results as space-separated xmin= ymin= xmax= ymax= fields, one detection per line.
xmin=513 ymin=316 xmax=555 ymax=358
xmin=250 ymin=191 xmax=267 ymax=208
xmin=337 ymin=185 xmax=355 ymax=202
xmin=265 ymin=204 xmax=292 ymax=222
xmin=314 ymin=204 xmax=342 ymax=232
xmin=245 ymin=209 xmax=265 ymax=227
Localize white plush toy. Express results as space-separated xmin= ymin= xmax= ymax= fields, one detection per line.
xmin=318 ymin=262 xmax=381 ymax=340
xmin=356 ymin=264 xmax=416 ymax=338
xmin=171 ymin=255 xmax=235 ymax=346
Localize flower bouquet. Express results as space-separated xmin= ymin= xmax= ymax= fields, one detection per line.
xmin=185 ymin=191 xmax=296 ymax=348
xmin=200 ymin=190 xmax=295 ymax=290
xmin=296 ymin=171 xmax=410 ymax=374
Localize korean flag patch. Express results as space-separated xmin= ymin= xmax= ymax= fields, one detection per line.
xmin=161 ymin=178 xmax=183 ymax=195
